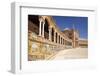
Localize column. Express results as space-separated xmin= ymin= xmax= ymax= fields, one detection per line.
xmin=64 ymin=40 xmax=66 ymax=45
xmin=63 ymin=39 xmax=64 ymax=45
xmin=39 ymin=19 xmax=42 ymax=36
xmin=60 ymin=36 xmax=61 ymax=44
xmin=42 ymin=21 xmax=45 ymax=37
xmin=73 ymin=31 xmax=76 ymax=48
xmin=62 ymin=39 xmax=64 ymax=45
xmin=57 ymin=34 xmax=59 ymax=44
xmin=49 ymin=27 xmax=52 ymax=41
xmin=59 ymin=36 xmax=60 ymax=44
xmin=60 ymin=37 xmax=62 ymax=44
xmin=77 ymin=34 xmax=79 ymax=47
xmin=78 ymin=40 xmax=79 ymax=47
xmin=62 ymin=38 xmax=63 ymax=45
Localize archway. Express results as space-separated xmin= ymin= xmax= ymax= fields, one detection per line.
xmin=51 ymin=28 xmax=54 ymax=42
xmin=56 ymin=32 xmax=58 ymax=43
xmin=44 ymin=19 xmax=49 ymax=39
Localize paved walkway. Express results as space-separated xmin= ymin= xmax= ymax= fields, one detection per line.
xmin=50 ymin=48 xmax=88 ymax=60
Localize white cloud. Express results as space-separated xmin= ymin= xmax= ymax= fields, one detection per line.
xmin=63 ymin=28 xmax=70 ymax=30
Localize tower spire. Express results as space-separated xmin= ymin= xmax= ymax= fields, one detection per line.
xmin=72 ymin=24 xmax=76 ymax=48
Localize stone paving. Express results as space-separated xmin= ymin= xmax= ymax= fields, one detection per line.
xmin=50 ymin=47 xmax=88 ymax=60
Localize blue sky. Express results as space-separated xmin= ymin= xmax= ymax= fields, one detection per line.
xmin=52 ymin=16 xmax=88 ymax=39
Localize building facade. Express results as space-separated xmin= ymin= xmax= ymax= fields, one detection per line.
xmin=62 ymin=29 xmax=79 ymax=48
xmin=28 ymin=15 xmax=88 ymax=61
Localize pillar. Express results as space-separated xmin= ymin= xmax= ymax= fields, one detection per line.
xmin=59 ymin=36 xmax=60 ymax=44
xmin=63 ymin=39 xmax=64 ymax=45
xmin=54 ymin=31 xmax=56 ymax=43
xmin=49 ymin=26 xmax=52 ymax=41
xmin=73 ymin=31 xmax=76 ymax=48
xmin=59 ymin=37 xmax=61 ymax=44
xmin=57 ymin=34 xmax=59 ymax=44
xmin=61 ymin=37 xmax=62 ymax=44
xmin=62 ymin=38 xmax=63 ymax=45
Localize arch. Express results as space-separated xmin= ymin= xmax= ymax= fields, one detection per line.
xmin=44 ymin=17 xmax=51 ymax=27
xmin=44 ymin=19 xmax=49 ymax=39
